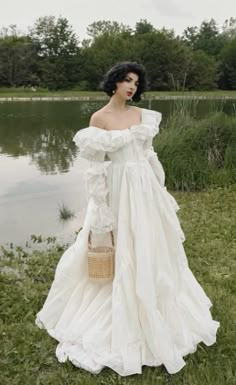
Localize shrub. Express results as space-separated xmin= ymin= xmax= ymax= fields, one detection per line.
xmin=155 ymin=107 xmax=236 ymax=191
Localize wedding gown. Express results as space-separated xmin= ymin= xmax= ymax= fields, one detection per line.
xmin=35 ymin=108 xmax=219 ymax=376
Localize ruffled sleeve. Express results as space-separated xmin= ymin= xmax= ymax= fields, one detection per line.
xmin=143 ymin=110 xmax=165 ymax=187
xmin=72 ymin=127 xmax=116 ymax=233
xmin=145 ymin=145 xmax=165 ymax=187
xmin=143 ymin=110 xmax=181 ymax=213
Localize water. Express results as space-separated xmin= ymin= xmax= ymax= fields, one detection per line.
xmin=0 ymin=99 xmax=235 ymax=247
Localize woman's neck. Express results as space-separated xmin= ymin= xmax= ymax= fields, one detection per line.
xmin=106 ymin=95 xmax=129 ymax=112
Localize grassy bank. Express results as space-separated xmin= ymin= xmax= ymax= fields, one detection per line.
xmin=155 ymin=105 xmax=236 ymax=191
xmin=0 ymin=185 xmax=235 ymax=385
xmin=1 ymin=87 xmax=236 ymax=98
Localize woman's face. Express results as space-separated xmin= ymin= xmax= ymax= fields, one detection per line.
xmin=115 ymin=72 xmax=139 ymax=101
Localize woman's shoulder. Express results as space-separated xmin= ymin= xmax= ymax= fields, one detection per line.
xmin=89 ymin=105 xmax=143 ymax=130
xmin=141 ymin=108 xmax=162 ymax=127
xmin=129 ymin=105 xmax=142 ymax=112
xmin=89 ymin=108 xmax=107 ymax=130
xmin=88 ymin=106 xmax=161 ymax=129
xmin=141 ymin=107 xmax=162 ymax=116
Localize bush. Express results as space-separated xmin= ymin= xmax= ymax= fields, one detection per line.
xmin=155 ymin=108 xmax=236 ymax=191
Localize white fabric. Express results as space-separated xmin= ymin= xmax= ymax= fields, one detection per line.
xmin=84 ymin=160 xmax=116 ymax=233
xmin=35 ymin=108 xmax=220 ymax=376
xmin=145 ymin=146 xmax=165 ymax=187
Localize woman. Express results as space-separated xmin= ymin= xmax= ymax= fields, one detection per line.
xmin=35 ymin=61 xmax=219 ymax=376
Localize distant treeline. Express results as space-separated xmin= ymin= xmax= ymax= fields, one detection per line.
xmin=0 ymin=16 xmax=236 ymax=91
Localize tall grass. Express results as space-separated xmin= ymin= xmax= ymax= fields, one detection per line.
xmin=155 ymin=100 xmax=236 ymax=191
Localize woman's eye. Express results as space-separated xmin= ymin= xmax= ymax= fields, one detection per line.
xmin=124 ymin=78 xmax=139 ymax=86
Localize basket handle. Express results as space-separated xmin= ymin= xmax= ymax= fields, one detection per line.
xmin=88 ymin=230 xmax=114 ymax=248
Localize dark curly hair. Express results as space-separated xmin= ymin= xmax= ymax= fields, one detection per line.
xmin=100 ymin=61 xmax=148 ymax=103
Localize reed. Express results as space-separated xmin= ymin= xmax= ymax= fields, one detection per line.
xmin=155 ymin=100 xmax=236 ymax=191
xmin=58 ymin=202 xmax=75 ymax=220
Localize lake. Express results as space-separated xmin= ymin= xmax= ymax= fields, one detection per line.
xmin=0 ymin=99 xmax=235 ymax=247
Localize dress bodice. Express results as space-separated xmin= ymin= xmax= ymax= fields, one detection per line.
xmin=71 ymin=108 xmax=165 ymax=233
xmin=106 ymin=138 xmax=147 ymax=163
xmin=72 ymin=108 xmax=162 ymax=162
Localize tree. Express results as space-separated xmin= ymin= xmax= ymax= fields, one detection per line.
xmin=219 ymin=38 xmax=236 ymax=89
xmin=86 ymin=20 xmax=132 ymax=43
xmin=129 ymin=30 xmax=191 ymax=90
xmin=135 ymin=19 xmax=155 ymax=34
xmin=222 ymin=18 xmax=236 ymax=40
xmin=181 ymin=26 xmax=199 ymax=49
xmin=80 ymin=32 xmax=132 ymax=90
xmin=30 ymin=16 xmax=79 ymax=57
xmin=196 ymin=19 xmax=224 ymax=56
xmin=0 ymin=27 xmax=38 ymax=87
xmin=186 ymin=50 xmax=218 ymax=90
xmin=29 ymin=16 xmax=80 ymax=89
xmin=182 ymin=19 xmax=225 ymax=57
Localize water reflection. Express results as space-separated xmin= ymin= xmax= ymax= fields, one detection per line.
xmin=0 ymin=101 xmax=105 ymax=173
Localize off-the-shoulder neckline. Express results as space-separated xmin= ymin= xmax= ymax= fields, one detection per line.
xmin=88 ymin=107 xmax=151 ymax=132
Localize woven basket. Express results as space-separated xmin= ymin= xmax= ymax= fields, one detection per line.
xmin=88 ymin=230 xmax=115 ymax=282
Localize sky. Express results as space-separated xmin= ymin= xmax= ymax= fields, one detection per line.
xmin=0 ymin=0 xmax=235 ymax=41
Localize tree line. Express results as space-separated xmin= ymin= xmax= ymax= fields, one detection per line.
xmin=0 ymin=16 xmax=236 ymax=91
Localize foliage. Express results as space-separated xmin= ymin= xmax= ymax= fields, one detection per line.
xmin=155 ymin=103 xmax=236 ymax=191
xmin=0 ymin=34 xmax=38 ymax=87
xmin=129 ymin=30 xmax=191 ymax=91
xmin=79 ymin=32 xmax=132 ymax=90
xmin=0 ymin=17 xmax=236 ymax=90
xmin=186 ymin=50 xmax=218 ymax=90
xmin=29 ymin=16 xmax=81 ymax=90
xmin=86 ymin=20 xmax=132 ymax=42
xmin=29 ymin=15 xmax=79 ymax=57
xmin=218 ymin=38 xmax=236 ymax=90
xmin=222 ymin=17 xmax=236 ymax=40
xmin=135 ymin=19 xmax=156 ymax=35
xmin=182 ymin=19 xmax=226 ymax=57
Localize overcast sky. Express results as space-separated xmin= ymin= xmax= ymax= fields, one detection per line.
xmin=0 ymin=0 xmax=235 ymax=41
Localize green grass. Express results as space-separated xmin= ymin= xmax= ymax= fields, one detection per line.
xmin=1 ymin=87 xmax=236 ymax=98
xmin=0 ymin=185 xmax=235 ymax=385
xmin=155 ymin=109 xmax=236 ymax=191
xmin=58 ymin=202 xmax=76 ymax=221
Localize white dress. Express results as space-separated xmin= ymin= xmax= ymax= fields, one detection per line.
xmin=35 ymin=108 xmax=219 ymax=376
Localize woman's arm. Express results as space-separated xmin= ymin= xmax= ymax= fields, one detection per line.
xmin=145 ymin=143 xmax=165 ymax=187
xmin=72 ymin=126 xmax=116 ymax=233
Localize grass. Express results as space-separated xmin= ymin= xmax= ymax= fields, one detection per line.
xmin=58 ymin=202 xmax=76 ymax=221
xmin=155 ymin=104 xmax=236 ymax=191
xmin=1 ymin=87 xmax=236 ymax=98
xmin=0 ymin=184 xmax=236 ymax=385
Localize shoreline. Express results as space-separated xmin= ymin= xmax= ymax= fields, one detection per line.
xmin=1 ymin=94 xmax=236 ymax=102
